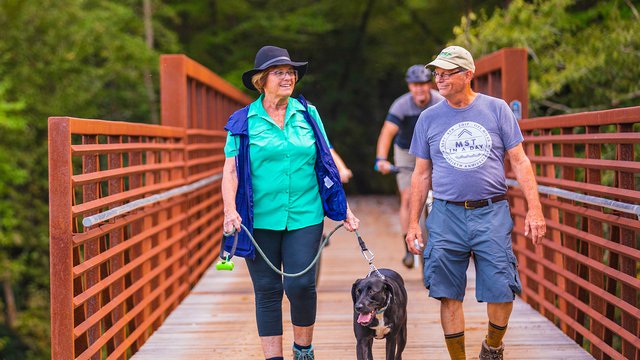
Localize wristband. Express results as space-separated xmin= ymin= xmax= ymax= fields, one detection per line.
xmin=375 ymin=157 xmax=387 ymax=163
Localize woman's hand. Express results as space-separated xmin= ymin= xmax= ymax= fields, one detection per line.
xmin=339 ymin=168 xmax=353 ymax=183
xmin=342 ymin=208 xmax=360 ymax=232
xmin=223 ymin=208 xmax=242 ymax=235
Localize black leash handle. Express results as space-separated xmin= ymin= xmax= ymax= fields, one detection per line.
xmin=221 ymin=230 xmax=239 ymax=260
xmin=355 ymin=230 xmax=374 ymax=262
xmin=355 ymin=230 xmax=367 ymax=251
xmin=354 ymin=230 xmax=384 ymax=279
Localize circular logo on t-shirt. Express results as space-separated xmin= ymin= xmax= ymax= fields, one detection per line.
xmin=439 ymin=122 xmax=492 ymax=170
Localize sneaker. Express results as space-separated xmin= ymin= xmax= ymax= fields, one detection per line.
xmin=479 ymin=339 xmax=504 ymax=360
xmin=293 ymin=345 xmax=314 ymax=360
xmin=402 ymin=251 xmax=414 ymax=268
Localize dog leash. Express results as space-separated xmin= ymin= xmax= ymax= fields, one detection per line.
xmin=354 ymin=230 xmax=385 ymax=280
xmin=219 ymin=223 xmax=344 ymax=277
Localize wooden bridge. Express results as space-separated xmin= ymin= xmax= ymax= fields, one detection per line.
xmin=129 ymin=196 xmax=593 ymax=359
xmin=48 ymin=49 xmax=639 ymax=359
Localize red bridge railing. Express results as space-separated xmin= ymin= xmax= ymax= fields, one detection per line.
xmin=473 ymin=47 xmax=529 ymax=119
xmin=49 ymin=50 xmax=639 ymax=360
xmin=48 ymin=55 xmax=251 ymax=359
xmin=159 ymin=54 xmax=252 ymax=286
xmin=474 ymin=48 xmax=640 ymax=360
xmin=512 ymin=108 xmax=640 ymax=360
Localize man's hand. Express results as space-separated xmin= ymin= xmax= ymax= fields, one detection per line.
xmin=343 ymin=208 xmax=360 ymax=231
xmin=507 ymin=144 xmax=546 ymax=246
xmin=405 ymin=224 xmax=423 ymax=254
xmin=223 ymin=209 xmax=242 ymax=235
xmin=376 ymin=159 xmax=392 ymax=174
xmin=524 ymin=207 xmax=545 ymax=245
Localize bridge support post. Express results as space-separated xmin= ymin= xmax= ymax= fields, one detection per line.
xmin=49 ymin=118 xmax=75 ymax=360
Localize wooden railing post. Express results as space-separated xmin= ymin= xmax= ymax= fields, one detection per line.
xmin=473 ymin=48 xmax=529 ymax=119
xmin=49 ymin=117 xmax=74 ymax=360
xmin=541 ymin=130 xmax=560 ymax=322
xmin=617 ymin=123 xmax=638 ymax=360
xmin=500 ymin=48 xmax=529 ymax=119
xmin=81 ymin=134 xmax=101 ymax=360
xmin=585 ymin=125 xmax=605 ymax=359
xmin=160 ymin=55 xmax=189 ymax=128
xmin=560 ymin=126 xmax=578 ymax=340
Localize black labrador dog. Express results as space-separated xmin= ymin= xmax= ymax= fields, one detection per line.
xmin=351 ymin=268 xmax=408 ymax=360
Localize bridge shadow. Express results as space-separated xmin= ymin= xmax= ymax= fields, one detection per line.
xmin=131 ymin=196 xmax=593 ymax=359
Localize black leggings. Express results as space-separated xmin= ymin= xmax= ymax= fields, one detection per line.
xmin=245 ymin=223 xmax=323 ymax=337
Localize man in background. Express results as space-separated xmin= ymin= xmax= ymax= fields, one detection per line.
xmin=375 ymin=65 xmax=443 ymax=268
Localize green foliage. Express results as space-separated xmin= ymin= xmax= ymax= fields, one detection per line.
xmin=0 ymin=1 xmax=180 ymax=358
xmin=166 ymin=0 xmax=504 ymax=193
xmin=0 ymin=77 xmax=40 ymax=359
xmin=451 ymin=0 xmax=640 ymax=116
xmin=0 ymin=0 xmax=180 ymax=121
xmin=10 ymin=0 xmax=632 ymax=357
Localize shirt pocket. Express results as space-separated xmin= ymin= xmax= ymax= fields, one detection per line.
xmin=250 ymin=123 xmax=276 ymax=149
xmin=289 ymin=120 xmax=316 ymax=148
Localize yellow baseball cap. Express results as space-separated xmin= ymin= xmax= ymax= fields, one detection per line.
xmin=426 ymin=46 xmax=475 ymax=72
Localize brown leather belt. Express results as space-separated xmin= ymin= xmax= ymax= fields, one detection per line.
xmin=444 ymin=194 xmax=508 ymax=209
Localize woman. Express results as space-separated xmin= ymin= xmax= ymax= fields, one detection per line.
xmin=221 ymin=45 xmax=360 ymax=360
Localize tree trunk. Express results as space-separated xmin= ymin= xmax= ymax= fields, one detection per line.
xmin=337 ymin=0 xmax=375 ymax=90
xmin=143 ymin=0 xmax=159 ymax=123
xmin=2 ymin=278 xmax=17 ymax=329
xmin=393 ymin=0 xmax=446 ymax=44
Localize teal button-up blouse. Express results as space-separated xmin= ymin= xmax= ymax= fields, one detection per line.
xmin=224 ymin=95 xmax=331 ymax=231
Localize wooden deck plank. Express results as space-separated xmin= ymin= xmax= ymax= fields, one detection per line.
xmin=132 ymin=196 xmax=593 ymax=359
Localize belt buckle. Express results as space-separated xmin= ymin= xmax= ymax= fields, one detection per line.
xmin=464 ymin=200 xmax=475 ymax=210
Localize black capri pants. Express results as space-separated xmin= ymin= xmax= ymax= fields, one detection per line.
xmin=245 ymin=222 xmax=323 ymax=337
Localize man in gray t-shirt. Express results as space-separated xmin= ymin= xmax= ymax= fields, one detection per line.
xmin=375 ymin=65 xmax=443 ymax=269
xmin=410 ymin=93 xmax=524 ymax=201
xmin=405 ymin=46 xmax=546 ymax=360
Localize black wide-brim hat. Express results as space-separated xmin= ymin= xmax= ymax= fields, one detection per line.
xmin=242 ymin=46 xmax=308 ymax=91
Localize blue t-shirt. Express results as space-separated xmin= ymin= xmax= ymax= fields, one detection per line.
xmin=386 ymin=90 xmax=444 ymax=149
xmin=409 ymin=94 xmax=523 ymax=201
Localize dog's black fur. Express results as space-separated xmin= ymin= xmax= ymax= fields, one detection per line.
xmin=351 ymin=268 xmax=408 ymax=360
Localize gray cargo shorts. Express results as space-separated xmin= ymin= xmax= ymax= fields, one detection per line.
xmin=393 ymin=144 xmax=415 ymax=191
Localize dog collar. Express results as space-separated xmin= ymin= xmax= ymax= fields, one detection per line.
xmin=376 ymin=293 xmax=392 ymax=314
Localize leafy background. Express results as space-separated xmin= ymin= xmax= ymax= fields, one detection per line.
xmin=0 ymin=0 xmax=638 ymax=358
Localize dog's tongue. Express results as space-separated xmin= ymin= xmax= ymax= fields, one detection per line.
xmin=357 ymin=312 xmax=373 ymax=324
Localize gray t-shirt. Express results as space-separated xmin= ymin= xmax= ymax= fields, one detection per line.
xmin=386 ymin=89 xmax=444 ymax=149
xmin=409 ymin=93 xmax=523 ymax=201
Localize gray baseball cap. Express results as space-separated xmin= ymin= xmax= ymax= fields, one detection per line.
xmin=405 ymin=65 xmax=432 ymax=83
xmin=426 ymin=46 xmax=475 ymax=72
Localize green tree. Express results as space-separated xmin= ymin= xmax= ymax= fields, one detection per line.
xmin=0 ymin=1 xmax=180 ymax=358
xmin=166 ymin=0 xmax=506 ymax=193
xmin=0 ymin=79 xmax=31 ymax=358
xmin=450 ymin=0 xmax=640 ymax=116
xmin=0 ymin=0 xmax=535 ymax=357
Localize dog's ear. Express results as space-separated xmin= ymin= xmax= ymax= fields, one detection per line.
xmin=384 ymin=279 xmax=395 ymax=298
xmin=351 ymin=279 xmax=362 ymax=302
